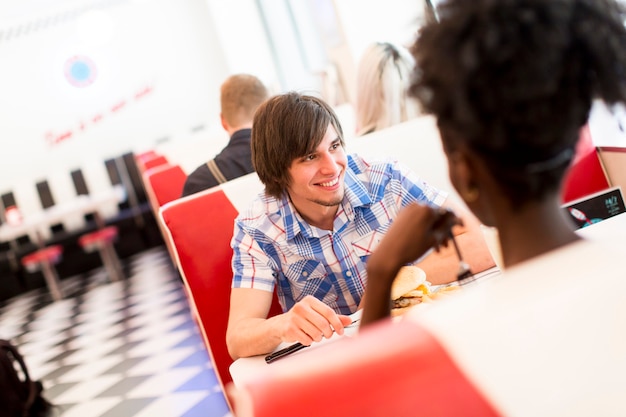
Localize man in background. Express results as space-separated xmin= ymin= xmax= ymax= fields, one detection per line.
xmin=181 ymin=74 xmax=270 ymax=197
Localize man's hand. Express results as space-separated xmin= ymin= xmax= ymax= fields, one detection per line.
xmin=227 ymin=289 xmax=353 ymax=359
xmin=280 ymin=295 xmax=353 ymax=346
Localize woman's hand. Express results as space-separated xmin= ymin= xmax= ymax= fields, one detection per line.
xmin=361 ymin=203 xmax=462 ymax=326
xmin=369 ymin=203 xmax=462 ymax=277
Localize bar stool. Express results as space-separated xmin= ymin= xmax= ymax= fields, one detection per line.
xmin=78 ymin=226 xmax=124 ymax=282
xmin=21 ymin=245 xmax=64 ymax=301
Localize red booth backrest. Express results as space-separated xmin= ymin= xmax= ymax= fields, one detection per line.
xmin=561 ymin=124 xmax=611 ymax=204
xmin=159 ymin=173 xmax=283 ymax=406
xmin=135 ymin=150 xmax=158 ymax=166
xmin=228 ymin=319 xmax=500 ymax=417
xmin=137 ymin=154 xmax=169 ymax=173
xmin=142 ymin=163 xmax=187 ymax=209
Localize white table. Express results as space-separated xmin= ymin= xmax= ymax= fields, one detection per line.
xmin=228 ymin=213 xmax=626 ymax=387
xmin=0 ymin=185 xmax=126 ymax=244
xmin=229 ymin=311 xmax=362 ymax=388
xmin=227 ymin=266 xmax=503 ymax=388
xmin=0 ymin=185 xmax=127 ymax=301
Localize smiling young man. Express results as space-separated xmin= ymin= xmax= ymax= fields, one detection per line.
xmin=226 ymin=92 xmax=493 ymax=359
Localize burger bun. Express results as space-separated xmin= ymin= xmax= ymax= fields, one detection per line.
xmin=391 ymin=266 xmax=427 ymax=300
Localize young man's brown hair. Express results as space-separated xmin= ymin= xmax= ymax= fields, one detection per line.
xmin=251 ymin=92 xmax=345 ymax=198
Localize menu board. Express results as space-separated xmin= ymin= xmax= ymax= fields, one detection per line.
xmin=562 ymin=186 xmax=626 ymax=229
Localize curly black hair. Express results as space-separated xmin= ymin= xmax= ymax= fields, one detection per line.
xmin=409 ymin=0 xmax=626 ymax=207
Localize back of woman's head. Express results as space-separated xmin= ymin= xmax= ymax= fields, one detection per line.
xmin=356 ymin=42 xmax=421 ymax=136
xmin=409 ymin=0 xmax=626 ymax=207
xmin=252 ymin=92 xmax=344 ymax=198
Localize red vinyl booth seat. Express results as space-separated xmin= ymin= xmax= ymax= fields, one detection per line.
xmin=228 ymin=319 xmax=500 ymax=417
xmin=159 ymin=175 xmax=283 ymax=409
xmin=143 ymin=163 xmax=188 ymax=264
xmin=561 ymin=124 xmax=611 ymax=204
xmin=137 ymin=154 xmax=169 ymax=173
xmin=143 ymin=163 xmax=187 ymax=209
xmin=135 ymin=150 xmax=158 ymax=165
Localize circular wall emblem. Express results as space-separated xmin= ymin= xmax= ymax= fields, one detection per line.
xmin=64 ymin=55 xmax=97 ymax=87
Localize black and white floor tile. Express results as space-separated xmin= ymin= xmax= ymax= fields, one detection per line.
xmin=0 ymin=247 xmax=232 ymax=417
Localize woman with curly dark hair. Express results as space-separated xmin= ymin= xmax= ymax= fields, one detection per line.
xmin=357 ymin=0 xmax=626 ymax=411
xmin=363 ymin=0 xmax=626 ymax=319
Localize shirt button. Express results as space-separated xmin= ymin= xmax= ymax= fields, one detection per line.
xmin=345 ymin=271 xmax=352 ymax=277
xmin=302 ymin=271 xmax=308 ymax=277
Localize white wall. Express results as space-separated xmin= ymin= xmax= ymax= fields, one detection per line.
xmin=204 ymin=0 xmax=277 ymax=90
xmin=0 ymin=0 xmax=427 ymax=212
xmin=0 ymin=0 xmax=228 ymax=194
xmin=332 ymin=0 xmax=425 ymax=104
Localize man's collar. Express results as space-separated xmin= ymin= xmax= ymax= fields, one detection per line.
xmin=230 ymin=128 xmax=252 ymax=142
xmin=343 ymin=163 xmax=373 ymax=209
xmin=280 ymin=158 xmax=372 ymax=241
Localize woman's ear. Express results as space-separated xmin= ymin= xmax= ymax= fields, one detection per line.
xmin=447 ymin=149 xmax=479 ymax=205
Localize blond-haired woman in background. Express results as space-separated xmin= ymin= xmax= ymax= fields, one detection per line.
xmin=354 ymin=42 xmax=421 ymax=136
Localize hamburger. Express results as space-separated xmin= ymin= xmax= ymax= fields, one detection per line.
xmin=390 ymin=266 xmax=432 ymax=316
xmin=391 ymin=266 xmax=462 ymax=316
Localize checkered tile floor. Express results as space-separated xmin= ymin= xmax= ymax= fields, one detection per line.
xmin=0 ymin=247 xmax=232 ymax=417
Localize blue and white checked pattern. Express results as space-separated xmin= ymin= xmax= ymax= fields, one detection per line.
xmin=231 ymin=154 xmax=447 ymax=315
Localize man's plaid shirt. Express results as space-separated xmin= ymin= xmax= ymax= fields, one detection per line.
xmin=231 ymin=154 xmax=447 ymax=315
